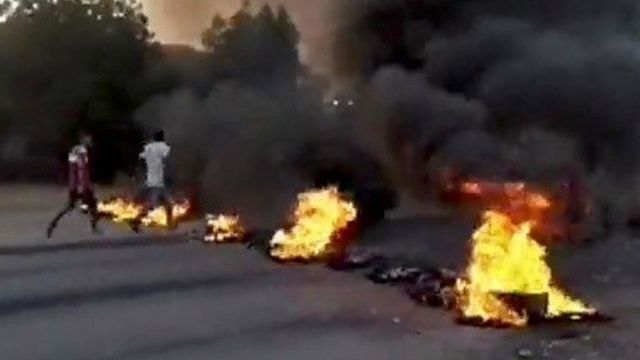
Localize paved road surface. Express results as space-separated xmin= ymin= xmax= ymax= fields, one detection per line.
xmin=0 ymin=186 xmax=637 ymax=359
xmin=0 ymin=234 xmax=500 ymax=360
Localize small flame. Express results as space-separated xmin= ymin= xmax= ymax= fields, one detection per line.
xmin=269 ymin=187 xmax=357 ymax=262
xmin=459 ymin=181 xmax=552 ymax=213
xmin=455 ymin=210 xmax=595 ymax=326
xmin=97 ymin=197 xmax=191 ymax=228
xmin=141 ymin=200 xmax=190 ymax=228
xmin=460 ymin=182 xmax=483 ymax=195
xmin=454 ymin=181 xmax=567 ymax=242
xmin=204 ymin=214 xmax=245 ymax=243
xmin=97 ymin=198 xmax=142 ymax=223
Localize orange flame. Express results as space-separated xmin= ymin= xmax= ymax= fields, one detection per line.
xmin=204 ymin=214 xmax=245 ymax=243
xmin=459 ymin=181 xmax=552 ymax=213
xmin=96 ymin=198 xmax=142 ymax=223
xmin=97 ymin=197 xmax=190 ymax=228
xmin=455 ymin=210 xmax=595 ymax=326
xmin=269 ymin=187 xmax=357 ymax=261
xmin=141 ymin=200 xmax=190 ymax=228
xmin=454 ymin=181 xmax=571 ymax=242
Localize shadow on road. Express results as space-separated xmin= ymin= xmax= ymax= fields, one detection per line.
xmin=99 ymin=316 xmax=383 ymax=360
xmin=0 ymin=235 xmax=189 ymax=256
xmin=0 ymin=270 xmax=271 ymax=317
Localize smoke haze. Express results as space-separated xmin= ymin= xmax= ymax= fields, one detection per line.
xmin=141 ymin=0 xmax=337 ymax=74
xmin=138 ymin=0 xmax=640 ymax=227
xmin=334 ymin=0 xmax=640 ymax=168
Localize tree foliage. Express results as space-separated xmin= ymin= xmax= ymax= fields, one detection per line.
xmin=201 ymin=1 xmax=300 ymax=89
xmin=0 ymin=0 xmax=152 ymax=181
xmin=0 ymin=0 xmax=311 ymax=184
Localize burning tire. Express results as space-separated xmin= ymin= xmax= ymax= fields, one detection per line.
xmin=295 ymin=141 xmax=398 ymax=229
xmin=350 ymin=185 xmax=397 ymax=228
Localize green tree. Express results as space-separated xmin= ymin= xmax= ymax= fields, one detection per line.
xmin=201 ymin=14 xmax=228 ymax=51
xmin=273 ymin=5 xmax=300 ymax=78
xmin=229 ymin=0 xmax=252 ymax=29
xmin=0 ymin=0 xmax=153 ymax=181
xmin=275 ymin=5 xmax=299 ymax=51
xmin=200 ymin=2 xmax=301 ymax=89
xmin=257 ymin=2 xmax=276 ymax=25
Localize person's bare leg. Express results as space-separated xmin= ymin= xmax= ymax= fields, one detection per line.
xmin=160 ymin=188 xmax=174 ymax=230
xmin=86 ymin=194 xmax=101 ymax=234
xmin=164 ymin=201 xmax=174 ymax=230
xmin=130 ymin=188 xmax=149 ymax=233
xmin=131 ymin=205 xmax=149 ymax=233
xmin=47 ymin=197 xmax=76 ymax=238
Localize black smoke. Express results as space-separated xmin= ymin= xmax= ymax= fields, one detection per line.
xmin=333 ymin=0 xmax=640 ymax=222
xmin=136 ymin=3 xmax=394 ymax=228
xmin=0 ymin=0 xmax=152 ymax=182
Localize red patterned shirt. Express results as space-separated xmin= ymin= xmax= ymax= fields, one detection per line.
xmin=68 ymin=144 xmax=93 ymax=193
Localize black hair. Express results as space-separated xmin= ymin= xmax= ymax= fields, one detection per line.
xmin=153 ymin=130 xmax=165 ymax=142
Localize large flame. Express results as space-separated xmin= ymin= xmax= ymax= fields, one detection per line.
xmin=269 ymin=187 xmax=357 ymax=261
xmin=456 ymin=210 xmax=595 ymax=326
xmin=204 ymin=214 xmax=245 ymax=243
xmin=97 ymin=197 xmax=190 ymax=228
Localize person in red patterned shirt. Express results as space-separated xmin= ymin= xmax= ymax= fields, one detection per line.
xmin=47 ymin=131 xmax=101 ymax=238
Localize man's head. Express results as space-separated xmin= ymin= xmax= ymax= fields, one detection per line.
xmin=153 ymin=130 xmax=165 ymax=142
xmin=79 ymin=131 xmax=93 ymax=147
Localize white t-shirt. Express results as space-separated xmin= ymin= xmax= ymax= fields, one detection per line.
xmin=140 ymin=141 xmax=170 ymax=187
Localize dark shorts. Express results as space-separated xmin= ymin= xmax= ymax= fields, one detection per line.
xmin=69 ymin=189 xmax=97 ymax=208
xmin=136 ymin=186 xmax=172 ymax=207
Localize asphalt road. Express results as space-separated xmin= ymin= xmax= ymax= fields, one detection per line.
xmin=0 ymin=233 xmax=489 ymax=360
xmin=0 ymin=186 xmax=638 ymax=359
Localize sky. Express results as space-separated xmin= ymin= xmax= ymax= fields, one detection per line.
xmin=140 ymin=0 xmax=336 ymax=74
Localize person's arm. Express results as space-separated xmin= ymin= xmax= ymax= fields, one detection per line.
xmin=131 ymin=146 xmax=145 ymax=181
xmin=67 ymin=148 xmax=79 ymax=191
xmin=162 ymin=144 xmax=171 ymax=184
xmin=158 ymin=144 xmax=170 ymax=162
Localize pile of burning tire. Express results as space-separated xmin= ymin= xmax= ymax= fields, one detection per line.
xmin=198 ymin=183 xmax=610 ymax=328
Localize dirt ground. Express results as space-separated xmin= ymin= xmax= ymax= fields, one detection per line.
xmin=0 ymin=185 xmax=638 ymax=359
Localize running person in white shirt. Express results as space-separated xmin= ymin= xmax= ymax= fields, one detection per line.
xmin=131 ymin=130 xmax=174 ymax=232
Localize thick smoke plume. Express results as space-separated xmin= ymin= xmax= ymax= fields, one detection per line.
xmin=136 ymin=3 xmax=394 ymax=229
xmin=333 ymin=0 xmax=640 ymax=224
xmin=138 ymin=0 xmax=640 ymax=227
xmin=138 ymin=84 xmax=313 ymax=227
xmin=137 ymin=77 xmax=395 ymax=228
